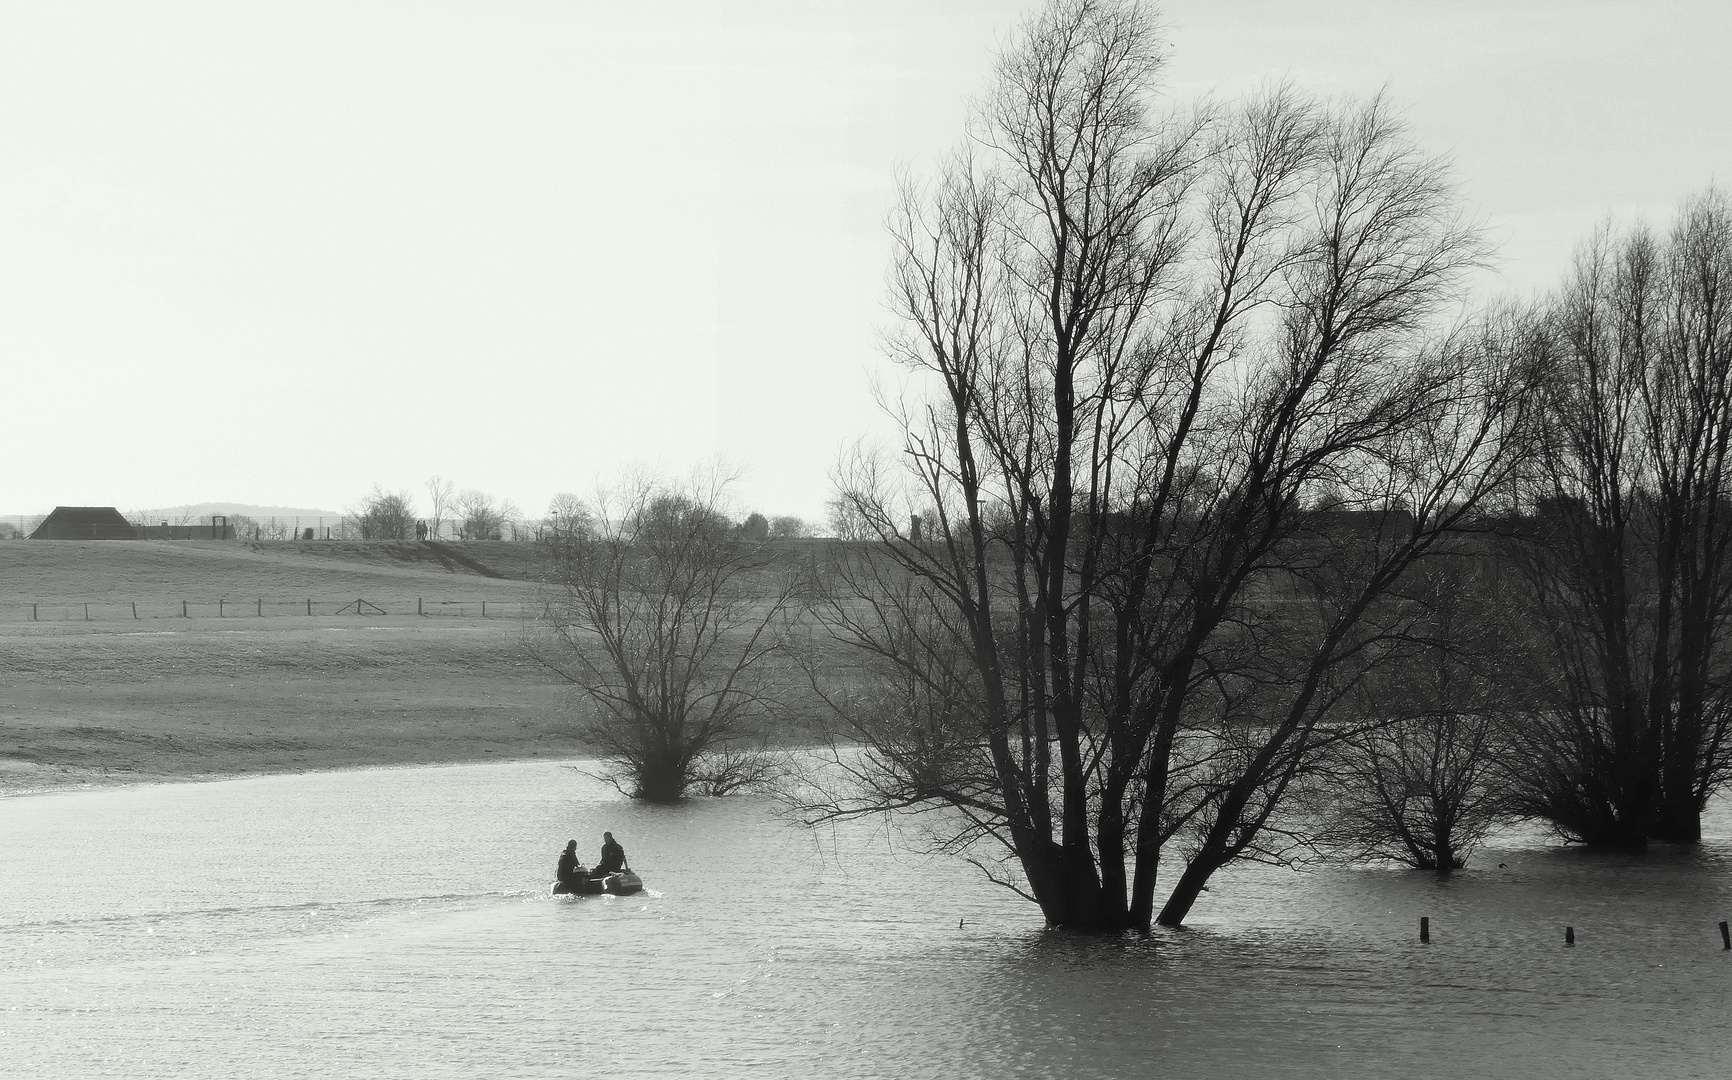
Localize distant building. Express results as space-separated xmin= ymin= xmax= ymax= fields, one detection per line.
xmin=29 ymin=506 xmax=136 ymax=539
xmin=27 ymin=506 xmax=236 ymax=540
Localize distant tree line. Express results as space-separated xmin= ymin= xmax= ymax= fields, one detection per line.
xmin=337 ymin=477 xmax=815 ymax=544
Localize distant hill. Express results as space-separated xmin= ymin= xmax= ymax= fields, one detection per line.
xmin=129 ymin=502 xmax=345 ymax=522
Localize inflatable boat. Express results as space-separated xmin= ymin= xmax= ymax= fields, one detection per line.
xmin=552 ymin=871 xmax=643 ymax=897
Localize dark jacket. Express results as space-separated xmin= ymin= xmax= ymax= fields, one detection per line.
xmin=557 ymin=849 xmax=583 ymax=884
xmin=597 ymin=839 xmax=626 ymax=874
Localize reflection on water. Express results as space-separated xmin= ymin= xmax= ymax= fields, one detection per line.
xmin=3 ymin=761 xmax=1730 ymax=1079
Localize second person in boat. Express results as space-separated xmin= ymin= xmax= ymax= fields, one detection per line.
xmin=595 ymin=831 xmax=628 ymax=876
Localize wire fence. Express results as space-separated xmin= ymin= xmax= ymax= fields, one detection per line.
xmin=7 ymin=598 xmax=543 ymax=623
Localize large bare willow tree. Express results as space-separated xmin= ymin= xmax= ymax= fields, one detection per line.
xmin=1508 ymin=188 xmax=1732 ymax=846
xmin=801 ymin=0 xmax=1538 ymax=931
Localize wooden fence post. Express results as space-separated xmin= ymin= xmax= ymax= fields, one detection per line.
xmin=1420 ymin=917 xmax=1430 ymax=944
xmin=1566 ymin=926 xmax=1575 ymax=945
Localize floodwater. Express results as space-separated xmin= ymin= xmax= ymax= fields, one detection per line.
xmin=2 ymin=761 xmax=1730 ymax=1079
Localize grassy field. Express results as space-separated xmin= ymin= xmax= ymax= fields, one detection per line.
xmin=0 ymin=540 xmax=576 ymax=793
xmin=0 ymin=539 xmax=540 ymax=615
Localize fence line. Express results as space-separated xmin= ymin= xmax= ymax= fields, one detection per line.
xmin=6 ymin=598 xmax=547 ymax=623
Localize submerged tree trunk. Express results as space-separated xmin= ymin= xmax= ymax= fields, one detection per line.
xmin=1155 ymin=859 xmax=1217 ymax=929
xmin=635 ymin=754 xmax=689 ymax=804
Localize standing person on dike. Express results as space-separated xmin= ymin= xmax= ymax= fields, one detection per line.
xmin=556 ymin=840 xmax=586 ymax=892
xmin=595 ymin=832 xmax=627 ymax=875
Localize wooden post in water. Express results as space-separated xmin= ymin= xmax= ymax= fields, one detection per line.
xmin=257 ymin=598 xmax=262 ymax=617
xmin=219 ymin=599 xmax=224 ymax=618
xmin=307 ymin=598 xmax=312 ymax=616
xmin=182 ymin=600 xmax=187 ymax=618
xmin=132 ymin=602 xmax=138 ymax=620
xmin=482 ymin=600 xmax=487 ymax=618
xmin=31 ymin=603 xmax=37 ymax=621
xmin=84 ymin=604 xmax=89 ymax=622
xmin=356 ymin=598 xmax=362 ymax=616
xmin=1566 ymin=926 xmax=1575 ymax=945
xmin=1420 ymin=917 xmax=1430 ymax=943
xmin=1720 ymin=921 xmax=1729 ymax=950
xmin=418 ymin=597 xmax=423 ymax=616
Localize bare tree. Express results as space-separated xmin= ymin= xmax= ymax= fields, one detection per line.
xmin=825 ymin=494 xmax=870 ymax=540
xmin=739 ymin=512 xmax=770 ymax=541
xmin=1318 ymin=561 xmax=1529 ymax=872
xmin=352 ymin=486 xmax=417 ymax=540
xmin=545 ymin=492 xmax=594 ymax=539
xmin=798 ymin=0 xmax=1535 ymax=931
xmin=248 ymin=517 xmax=295 ymax=541
xmin=501 ymin=499 xmax=530 ymax=540
xmin=425 ymin=476 xmax=455 ymax=541
xmin=769 ymin=515 xmax=809 ymax=540
xmin=530 ymin=470 xmax=799 ymax=802
xmin=456 ymin=489 xmax=506 ymax=540
xmin=1506 ymin=188 xmax=1732 ymax=845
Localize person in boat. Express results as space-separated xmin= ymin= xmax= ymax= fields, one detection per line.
xmin=556 ymin=840 xmax=587 ymax=892
xmin=595 ymin=831 xmax=627 ymax=876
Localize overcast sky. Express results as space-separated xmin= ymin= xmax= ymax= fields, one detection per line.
xmin=2 ymin=1 xmax=1727 ymax=521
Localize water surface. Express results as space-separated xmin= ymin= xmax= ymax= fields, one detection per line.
xmin=3 ymin=761 xmax=1729 ymax=1078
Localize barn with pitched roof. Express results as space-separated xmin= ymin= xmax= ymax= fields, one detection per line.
xmin=28 ymin=506 xmax=137 ymax=539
